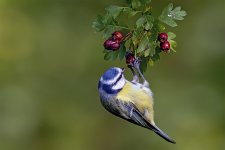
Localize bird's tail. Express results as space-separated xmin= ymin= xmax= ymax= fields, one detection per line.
xmin=147 ymin=123 xmax=176 ymax=144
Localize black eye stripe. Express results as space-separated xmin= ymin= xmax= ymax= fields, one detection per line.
xmin=113 ymin=73 xmax=122 ymax=86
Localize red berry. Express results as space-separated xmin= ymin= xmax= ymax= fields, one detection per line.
xmin=126 ymin=53 xmax=135 ymax=65
xmin=104 ymin=39 xmax=114 ymax=50
xmin=112 ymin=31 xmax=123 ymax=42
xmin=110 ymin=42 xmax=120 ymax=51
xmin=160 ymin=41 xmax=170 ymax=51
xmin=158 ymin=33 xmax=168 ymax=43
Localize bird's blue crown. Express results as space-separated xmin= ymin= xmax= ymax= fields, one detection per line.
xmin=98 ymin=67 xmax=125 ymax=94
xmin=102 ymin=67 xmax=119 ymax=81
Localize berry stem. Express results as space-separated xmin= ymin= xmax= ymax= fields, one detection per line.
xmin=120 ymin=31 xmax=133 ymax=42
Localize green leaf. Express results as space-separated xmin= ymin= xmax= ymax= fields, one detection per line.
xmin=104 ymin=51 xmax=119 ymax=61
xmin=123 ymin=7 xmax=139 ymax=17
xmin=132 ymin=27 xmax=144 ymax=48
xmin=167 ymin=32 xmax=176 ymax=40
xmin=169 ymin=40 xmax=177 ymax=52
xmin=140 ymin=56 xmax=149 ymax=73
xmin=144 ymin=48 xmax=150 ymax=57
xmin=126 ymin=0 xmax=151 ymax=8
xmin=148 ymin=59 xmax=154 ymax=66
xmin=158 ymin=23 xmax=165 ymax=32
xmin=137 ymin=34 xmax=149 ymax=53
xmin=136 ymin=15 xmax=154 ymax=30
xmin=104 ymin=52 xmax=113 ymax=60
xmin=148 ymin=40 xmax=156 ymax=56
xmin=126 ymin=0 xmax=132 ymax=7
xmin=141 ymin=0 xmax=151 ymax=5
xmin=111 ymin=51 xmax=119 ymax=61
xmin=118 ymin=44 xmax=126 ymax=60
xmin=145 ymin=15 xmax=154 ymax=30
xmin=106 ymin=5 xmax=123 ymax=19
xmin=159 ymin=3 xmax=187 ymax=27
xmin=92 ymin=15 xmax=105 ymax=32
xmin=170 ymin=6 xmax=187 ymax=20
xmin=103 ymin=26 xmax=116 ymax=38
xmin=151 ymin=47 xmax=161 ymax=61
xmin=131 ymin=0 xmax=142 ymax=9
xmin=148 ymin=19 xmax=159 ymax=40
xmin=98 ymin=14 xmax=129 ymax=38
xmin=136 ymin=16 xmax=145 ymax=28
xmin=167 ymin=32 xmax=177 ymax=52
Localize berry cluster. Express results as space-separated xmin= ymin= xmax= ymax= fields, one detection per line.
xmin=158 ymin=33 xmax=170 ymax=52
xmin=103 ymin=31 xmax=173 ymax=67
xmin=104 ymin=31 xmax=135 ymax=65
xmin=104 ymin=31 xmax=123 ymax=51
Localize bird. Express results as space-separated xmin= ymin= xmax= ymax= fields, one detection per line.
xmin=98 ymin=59 xmax=176 ymax=144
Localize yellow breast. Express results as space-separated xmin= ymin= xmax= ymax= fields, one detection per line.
xmin=116 ymin=81 xmax=154 ymax=122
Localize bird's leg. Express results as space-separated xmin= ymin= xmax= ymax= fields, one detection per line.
xmin=128 ymin=65 xmax=139 ymax=83
xmin=133 ymin=59 xmax=149 ymax=88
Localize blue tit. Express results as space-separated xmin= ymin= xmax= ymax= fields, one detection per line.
xmin=98 ymin=61 xmax=176 ymax=144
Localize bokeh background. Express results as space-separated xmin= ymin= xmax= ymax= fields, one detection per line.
xmin=0 ymin=0 xmax=224 ymax=150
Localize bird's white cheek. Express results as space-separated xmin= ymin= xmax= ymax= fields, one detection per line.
xmin=112 ymin=79 xmax=125 ymax=90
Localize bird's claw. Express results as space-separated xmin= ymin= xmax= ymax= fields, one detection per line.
xmin=129 ymin=57 xmax=149 ymax=87
xmin=128 ymin=64 xmax=139 ymax=83
xmin=133 ymin=58 xmax=141 ymax=70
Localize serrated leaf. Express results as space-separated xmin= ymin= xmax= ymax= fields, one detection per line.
xmin=141 ymin=0 xmax=151 ymax=4
xmin=123 ymin=7 xmax=138 ymax=17
xmin=140 ymin=57 xmax=148 ymax=73
xmin=111 ymin=51 xmax=119 ymax=61
xmin=152 ymin=53 xmax=160 ymax=61
xmin=150 ymin=46 xmax=161 ymax=62
xmin=96 ymin=13 xmax=130 ymax=38
xmin=148 ymin=40 xmax=156 ymax=56
xmin=126 ymin=0 xmax=132 ymax=7
xmin=136 ymin=15 xmax=154 ymax=30
xmin=103 ymin=26 xmax=116 ymax=38
xmin=137 ymin=35 xmax=149 ymax=53
xmin=148 ymin=59 xmax=154 ymax=66
xmin=102 ymin=49 xmax=109 ymax=53
xmin=159 ymin=15 xmax=177 ymax=27
xmin=118 ymin=44 xmax=126 ymax=60
xmin=149 ymin=19 xmax=161 ymax=40
xmin=104 ymin=52 xmax=113 ymax=60
xmin=131 ymin=0 xmax=142 ymax=9
xmin=159 ymin=3 xmax=187 ymax=27
xmin=127 ymin=0 xmax=151 ymax=7
xmin=128 ymin=11 xmax=138 ymax=17
xmin=167 ymin=32 xmax=176 ymax=40
xmin=169 ymin=40 xmax=177 ymax=52
xmin=136 ymin=16 xmax=145 ymax=28
xmin=169 ymin=6 xmax=187 ymax=20
xmin=158 ymin=24 xmax=165 ymax=32
xmin=145 ymin=15 xmax=154 ymax=30
xmin=106 ymin=5 xmax=123 ymax=19
xmin=144 ymin=48 xmax=150 ymax=57
xmin=92 ymin=15 xmax=105 ymax=32
xmin=132 ymin=27 xmax=143 ymax=48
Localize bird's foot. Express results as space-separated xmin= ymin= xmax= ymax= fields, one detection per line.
xmin=128 ymin=65 xmax=139 ymax=83
xmin=133 ymin=59 xmax=149 ymax=88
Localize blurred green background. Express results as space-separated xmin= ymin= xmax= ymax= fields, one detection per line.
xmin=0 ymin=0 xmax=224 ymax=150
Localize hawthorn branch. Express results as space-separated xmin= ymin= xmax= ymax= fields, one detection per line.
xmin=121 ymin=31 xmax=133 ymax=42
